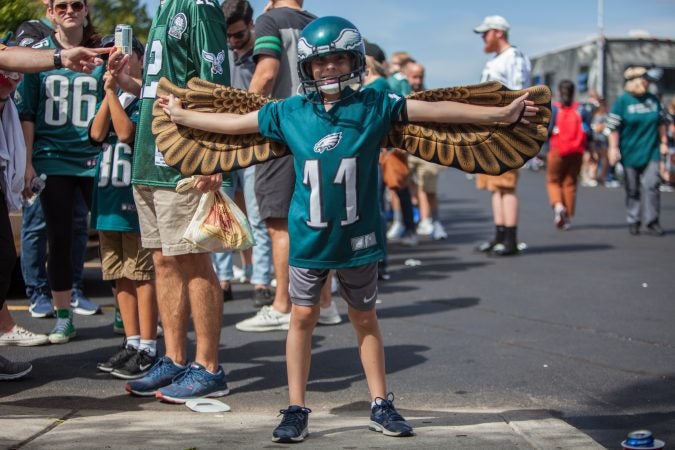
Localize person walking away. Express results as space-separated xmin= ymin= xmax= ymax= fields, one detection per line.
xmin=546 ymin=80 xmax=590 ymax=230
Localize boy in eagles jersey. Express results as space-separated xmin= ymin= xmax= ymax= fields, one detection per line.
xmin=160 ymin=16 xmax=537 ymax=443
xmin=88 ymin=37 xmax=159 ymax=382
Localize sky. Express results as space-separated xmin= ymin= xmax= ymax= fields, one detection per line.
xmin=144 ymin=0 xmax=675 ymax=88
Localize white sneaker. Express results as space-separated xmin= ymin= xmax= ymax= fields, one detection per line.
xmin=554 ymin=204 xmax=567 ymax=229
xmin=416 ymin=218 xmax=433 ymax=236
xmin=318 ymin=302 xmax=341 ymax=325
xmin=0 ymin=325 xmax=49 ymax=347
xmin=386 ymin=221 xmax=405 ymax=240
xmin=235 ymin=306 xmax=291 ymax=332
xmin=431 ymin=221 xmax=448 ymax=240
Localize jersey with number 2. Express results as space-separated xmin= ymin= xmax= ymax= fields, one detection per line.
xmin=132 ymin=0 xmax=230 ymax=187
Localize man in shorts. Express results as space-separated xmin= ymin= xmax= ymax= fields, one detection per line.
xmin=109 ymin=0 xmax=232 ymax=402
xmin=473 ymin=15 xmax=531 ymax=256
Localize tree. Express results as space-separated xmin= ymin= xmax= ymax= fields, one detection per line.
xmin=0 ymin=0 xmax=152 ymax=45
xmin=0 ymin=0 xmax=43 ymax=41
xmin=89 ymin=0 xmax=152 ymax=43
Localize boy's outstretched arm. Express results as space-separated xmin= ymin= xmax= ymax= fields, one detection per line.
xmin=159 ymin=94 xmax=260 ymax=135
xmin=407 ymin=92 xmax=537 ymax=125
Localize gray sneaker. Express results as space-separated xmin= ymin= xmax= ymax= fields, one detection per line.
xmin=0 ymin=355 xmax=32 ymax=380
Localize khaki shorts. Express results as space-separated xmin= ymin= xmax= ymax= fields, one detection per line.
xmin=133 ymin=184 xmax=206 ymax=256
xmin=99 ymin=230 xmax=154 ymax=281
xmin=289 ymin=263 xmax=378 ymax=311
xmin=475 ymin=169 xmax=519 ymax=192
xmin=409 ymin=156 xmax=442 ymax=193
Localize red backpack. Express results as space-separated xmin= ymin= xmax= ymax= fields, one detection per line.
xmin=549 ymin=101 xmax=588 ymax=156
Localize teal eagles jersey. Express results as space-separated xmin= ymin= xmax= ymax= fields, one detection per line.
xmin=15 ymin=36 xmax=104 ymax=177
xmin=91 ymin=95 xmax=141 ymax=232
xmin=258 ymin=88 xmax=406 ymax=269
xmin=133 ymin=0 xmax=231 ymax=187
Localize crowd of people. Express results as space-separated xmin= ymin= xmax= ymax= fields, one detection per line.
xmin=0 ymin=0 xmax=672 ymax=444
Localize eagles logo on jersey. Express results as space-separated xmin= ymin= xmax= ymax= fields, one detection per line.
xmin=313 ymin=132 xmax=342 ymax=154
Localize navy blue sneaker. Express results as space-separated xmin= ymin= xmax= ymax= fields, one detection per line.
xmin=70 ymin=288 xmax=101 ymax=315
xmin=369 ymin=393 xmax=413 ymax=437
xmin=29 ymin=290 xmax=54 ymax=318
xmin=155 ymin=363 xmax=229 ymax=404
xmin=272 ymin=405 xmax=311 ymax=443
xmin=125 ymin=356 xmax=186 ymax=396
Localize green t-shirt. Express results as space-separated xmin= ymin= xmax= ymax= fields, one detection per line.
xmin=91 ymin=95 xmax=141 ymax=232
xmin=15 ymin=36 xmax=104 ymax=177
xmin=608 ymin=92 xmax=663 ymax=168
xmin=133 ymin=0 xmax=231 ymax=187
xmin=257 ymin=88 xmax=406 ymax=269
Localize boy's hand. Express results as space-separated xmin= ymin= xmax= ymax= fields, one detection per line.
xmin=504 ymin=93 xmax=537 ymax=126
xmin=103 ymin=71 xmax=117 ymax=93
xmin=158 ymin=94 xmax=184 ymax=122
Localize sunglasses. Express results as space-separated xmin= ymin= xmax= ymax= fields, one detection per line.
xmin=53 ymin=1 xmax=85 ymax=14
xmin=227 ymin=29 xmax=247 ymax=40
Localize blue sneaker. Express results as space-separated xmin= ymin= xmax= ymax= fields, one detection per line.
xmin=125 ymin=356 xmax=186 ymax=396
xmin=29 ymin=290 xmax=54 ymax=318
xmin=155 ymin=363 xmax=229 ymax=404
xmin=272 ymin=405 xmax=311 ymax=443
xmin=70 ymin=288 xmax=101 ymax=315
xmin=369 ymin=393 xmax=413 ymax=437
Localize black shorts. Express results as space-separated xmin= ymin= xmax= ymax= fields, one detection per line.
xmin=255 ymin=155 xmax=295 ymax=220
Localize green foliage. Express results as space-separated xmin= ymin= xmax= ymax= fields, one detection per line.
xmin=0 ymin=0 xmax=44 ymax=41
xmin=89 ymin=0 xmax=152 ymax=43
xmin=0 ymin=0 xmax=152 ymax=44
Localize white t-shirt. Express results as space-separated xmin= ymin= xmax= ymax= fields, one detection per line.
xmin=480 ymin=46 xmax=531 ymax=90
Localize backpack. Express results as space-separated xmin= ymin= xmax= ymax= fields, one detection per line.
xmin=548 ymin=101 xmax=589 ymax=156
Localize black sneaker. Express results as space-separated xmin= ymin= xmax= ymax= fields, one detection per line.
xmin=111 ymin=349 xmax=157 ymax=380
xmin=272 ymin=405 xmax=311 ymax=443
xmin=97 ymin=345 xmax=137 ymax=373
xmin=629 ymin=222 xmax=640 ymax=235
xmin=369 ymin=393 xmax=413 ymax=437
xmin=646 ymin=222 xmax=664 ymax=236
xmin=252 ymin=287 xmax=273 ymax=308
xmin=223 ymin=285 xmax=233 ymax=302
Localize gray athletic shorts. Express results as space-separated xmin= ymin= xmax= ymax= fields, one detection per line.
xmin=255 ymin=155 xmax=295 ymax=220
xmin=289 ymin=263 xmax=378 ymax=311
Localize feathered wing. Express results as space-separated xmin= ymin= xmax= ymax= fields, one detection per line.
xmin=151 ymin=77 xmax=289 ymax=176
xmin=385 ymin=81 xmax=552 ymax=175
xmin=151 ymin=78 xmax=550 ymax=177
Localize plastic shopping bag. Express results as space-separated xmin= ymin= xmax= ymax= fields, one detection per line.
xmin=178 ymin=177 xmax=256 ymax=252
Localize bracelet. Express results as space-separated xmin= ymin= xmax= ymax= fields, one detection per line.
xmin=53 ymin=48 xmax=63 ymax=69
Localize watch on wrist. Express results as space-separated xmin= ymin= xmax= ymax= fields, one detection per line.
xmin=53 ymin=48 xmax=63 ymax=69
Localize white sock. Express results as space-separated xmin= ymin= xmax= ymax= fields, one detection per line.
xmin=126 ymin=335 xmax=140 ymax=349
xmin=139 ymin=339 xmax=157 ymax=357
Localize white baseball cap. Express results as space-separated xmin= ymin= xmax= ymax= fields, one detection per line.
xmin=474 ymin=15 xmax=510 ymax=33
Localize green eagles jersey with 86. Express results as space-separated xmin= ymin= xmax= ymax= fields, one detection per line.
xmin=91 ymin=96 xmax=141 ymax=232
xmin=133 ymin=0 xmax=230 ymax=187
xmin=258 ymin=88 xmax=406 ymax=269
xmin=15 ymin=36 xmax=104 ymax=177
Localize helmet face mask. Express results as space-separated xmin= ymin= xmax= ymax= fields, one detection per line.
xmin=297 ymin=16 xmax=366 ymax=103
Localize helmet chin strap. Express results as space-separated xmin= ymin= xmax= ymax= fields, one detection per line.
xmin=303 ymin=72 xmax=364 ymax=104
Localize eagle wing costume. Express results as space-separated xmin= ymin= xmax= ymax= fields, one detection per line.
xmin=151 ymin=77 xmax=551 ymax=176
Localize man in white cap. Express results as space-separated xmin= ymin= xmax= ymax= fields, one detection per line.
xmin=473 ymin=15 xmax=531 ymax=256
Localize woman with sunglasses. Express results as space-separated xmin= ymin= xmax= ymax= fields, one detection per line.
xmin=15 ymin=0 xmax=105 ymax=344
